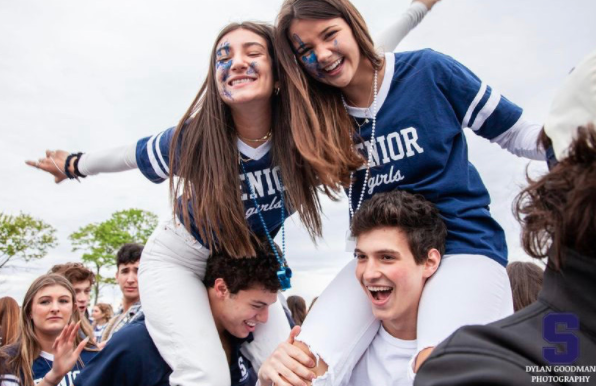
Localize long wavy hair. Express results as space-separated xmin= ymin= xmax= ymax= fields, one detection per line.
xmin=170 ymin=22 xmax=325 ymax=257
xmin=91 ymin=303 xmax=113 ymax=327
xmin=0 ymin=274 xmax=96 ymax=386
xmin=514 ymin=125 xmax=596 ymax=269
xmin=0 ymin=297 xmax=19 ymax=348
xmin=275 ymin=0 xmax=384 ymax=188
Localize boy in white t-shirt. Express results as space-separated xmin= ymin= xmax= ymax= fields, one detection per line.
xmin=258 ymin=190 xmax=445 ymax=386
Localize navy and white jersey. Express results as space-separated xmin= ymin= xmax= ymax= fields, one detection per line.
xmin=136 ymin=128 xmax=288 ymax=245
xmin=73 ymin=314 xmax=257 ymax=386
xmin=346 ymin=50 xmax=524 ymax=266
xmin=0 ymin=349 xmax=96 ymax=385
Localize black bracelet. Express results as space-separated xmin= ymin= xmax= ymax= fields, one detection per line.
xmin=73 ymin=152 xmax=87 ymax=178
xmin=64 ymin=153 xmax=77 ymax=179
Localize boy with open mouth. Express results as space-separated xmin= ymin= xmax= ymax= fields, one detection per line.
xmin=258 ymin=190 xmax=446 ymax=386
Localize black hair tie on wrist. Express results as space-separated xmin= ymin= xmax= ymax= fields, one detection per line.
xmin=64 ymin=153 xmax=77 ymax=179
xmin=73 ymin=152 xmax=87 ymax=178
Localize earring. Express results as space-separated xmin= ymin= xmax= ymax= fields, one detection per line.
xmin=274 ymin=87 xmax=280 ymax=96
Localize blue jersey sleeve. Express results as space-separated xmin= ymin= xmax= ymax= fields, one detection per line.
xmin=437 ymin=52 xmax=523 ymax=140
xmin=135 ymin=127 xmax=175 ymax=183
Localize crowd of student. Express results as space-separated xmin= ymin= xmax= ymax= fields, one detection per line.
xmin=2 ymin=0 xmax=594 ymax=384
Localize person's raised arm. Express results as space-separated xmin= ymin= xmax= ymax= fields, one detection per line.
xmin=26 ymin=126 xmax=177 ymax=184
xmin=26 ymin=145 xmax=137 ymax=184
xmin=39 ymin=322 xmax=89 ymax=386
xmin=375 ymin=0 xmax=442 ymax=53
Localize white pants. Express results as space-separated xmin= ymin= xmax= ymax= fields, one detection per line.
xmin=299 ymin=254 xmax=513 ymax=386
xmin=139 ymin=219 xmax=291 ymax=386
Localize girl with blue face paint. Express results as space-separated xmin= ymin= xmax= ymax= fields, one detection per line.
xmin=270 ymin=0 xmax=547 ymax=384
xmin=25 ymin=5 xmax=431 ymax=384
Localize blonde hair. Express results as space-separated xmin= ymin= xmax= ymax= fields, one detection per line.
xmin=0 ymin=274 xmax=96 ymax=386
xmin=92 ymin=303 xmax=113 ymax=327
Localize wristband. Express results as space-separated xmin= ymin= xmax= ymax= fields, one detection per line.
xmin=64 ymin=153 xmax=78 ymax=179
xmin=73 ymin=152 xmax=87 ymax=178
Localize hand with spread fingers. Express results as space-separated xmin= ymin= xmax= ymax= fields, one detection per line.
xmin=25 ymin=150 xmax=71 ymax=183
xmin=41 ymin=322 xmax=90 ymax=386
xmin=258 ymin=326 xmax=317 ymax=386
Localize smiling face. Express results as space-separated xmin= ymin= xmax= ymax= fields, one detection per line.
xmin=289 ymin=17 xmax=364 ymax=90
xmin=214 ymin=28 xmax=277 ymax=106
xmin=116 ymin=261 xmax=140 ymax=304
xmin=211 ymin=279 xmax=278 ymax=339
xmin=30 ymin=284 xmax=73 ymax=338
xmin=355 ymin=227 xmax=439 ymax=334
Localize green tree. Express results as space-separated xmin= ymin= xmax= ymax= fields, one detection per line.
xmin=69 ymin=209 xmax=158 ymax=303
xmin=0 ymin=212 xmax=58 ymax=272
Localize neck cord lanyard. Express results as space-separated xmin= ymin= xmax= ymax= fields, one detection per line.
xmin=239 ymin=157 xmax=292 ymax=290
xmin=342 ymin=69 xmax=378 ymax=219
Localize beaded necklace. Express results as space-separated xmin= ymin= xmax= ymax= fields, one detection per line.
xmin=342 ymin=69 xmax=378 ymax=219
xmin=239 ymin=156 xmax=292 ymax=290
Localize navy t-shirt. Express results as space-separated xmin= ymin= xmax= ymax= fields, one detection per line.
xmin=346 ymin=50 xmax=524 ymax=266
xmin=73 ymin=315 xmax=257 ymax=386
xmin=135 ymin=129 xmax=289 ymax=246
xmin=0 ymin=348 xmax=96 ymax=385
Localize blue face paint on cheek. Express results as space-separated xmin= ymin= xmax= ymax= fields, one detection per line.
xmin=216 ymin=59 xmax=233 ymax=82
xmin=246 ymin=61 xmax=258 ymax=75
xmin=301 ymin=51 xmax=325 ymax=79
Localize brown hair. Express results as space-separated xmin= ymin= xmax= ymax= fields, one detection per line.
xmin=287 ymin=295 xmax=307 ymax=326
xmin=203 ymin=238 xmax=281 ymax=294
xmin=92 ymin=303 xmax=113 ymax=327
xmin=275 ymin=0 xmax=383 ymax=188
xmin=515 ymin=125 xmax=596 ymax=269
xmin=0 ymin=274 xmax=96 ymax=386
xmin=351 ymin=191 xmax=447 ymax=264
xmin=49 ymin=262 xmax=95 ymax=287
xmin=506 ymin=261 xmax=544 ymax=312
xmin=0 ymin=297 xmax=19 ymax=348
xmin=170 ymin=21 xmax=323 ymax=257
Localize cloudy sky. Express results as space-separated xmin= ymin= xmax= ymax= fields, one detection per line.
xmin=1 ymin=0 xmax=594 ymax=306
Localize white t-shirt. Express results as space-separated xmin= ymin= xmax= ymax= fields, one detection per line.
xmin=347 ymin=325 xmax=417 ymax=386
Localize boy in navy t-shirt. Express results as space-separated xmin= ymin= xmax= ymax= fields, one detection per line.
xmin=72 ymin=242 xmax=284 ymax=386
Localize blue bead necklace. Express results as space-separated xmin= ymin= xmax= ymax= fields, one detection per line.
xmin=239 ymin=156 xmax=292 ymax=290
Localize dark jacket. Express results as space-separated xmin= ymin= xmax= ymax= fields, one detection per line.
xmin=415 ymin=248 xmax=596 ymax=386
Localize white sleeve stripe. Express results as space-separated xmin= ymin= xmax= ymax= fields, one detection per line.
xmin=147 ymin=134 xmax=168 ymax=180
xmin=471 ymin=90 xmax=501 ymax=132
xmin=0 ymin=374 xmax=20 ymax=385
xmin=154 ymin=131 xmax=170 ymax=174
xmin=462 ymin=81 xmax=487 ymax=129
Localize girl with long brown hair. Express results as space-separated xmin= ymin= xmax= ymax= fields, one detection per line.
xmin=265 ymin=0 xmax=548 ymax=383
xmin=24 ymin=4 xmax=436 ymax=383
xmin=0 ymin=297 xmax=19 ymax=349
xmin=0 ymin=274 xmax=96 ymax=386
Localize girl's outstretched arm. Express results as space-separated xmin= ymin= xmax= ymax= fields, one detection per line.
xmin=375 ymin=0 xmax=442 ymax=53
xmin=26 ymin=145 xmax=137 ymax=183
